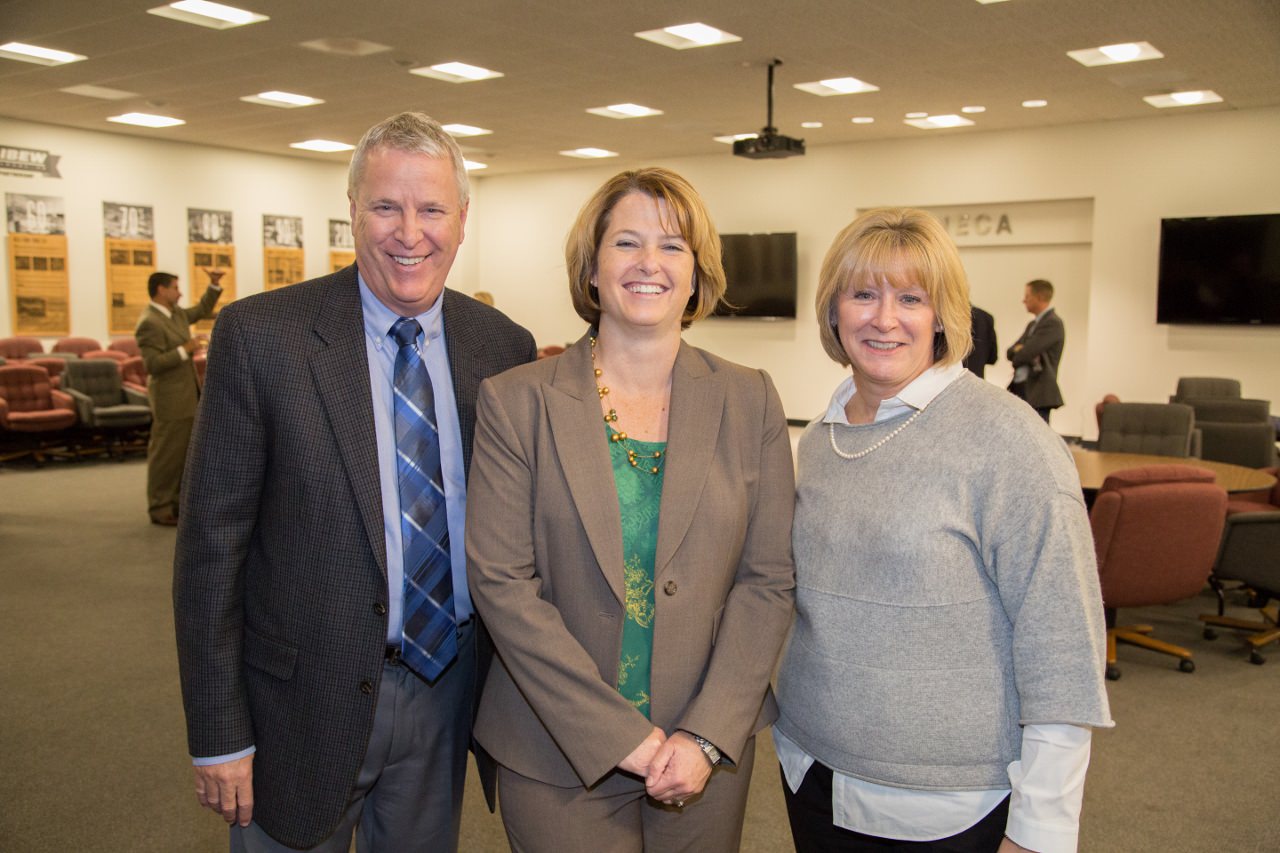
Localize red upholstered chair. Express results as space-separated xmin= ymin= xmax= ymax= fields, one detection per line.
xmin=1090 ymin=465 xmax=1227 ymax=679
xmin=1226 ymin=467 xmax=1280 ymax=516
xmin=26 ymin=356 xmax=68 ymax=389
xmin=0 ymin=336 xmax=44 ymax=361
xmin=53 ymin=337 xmax=102 ymax=357
xmin=0 ymin=364 xmax=77 ymax=464
xmin=108 ymin=338 xmax=141 ymax=358
xmin=120 ymin=356 xmax=149 ymax=395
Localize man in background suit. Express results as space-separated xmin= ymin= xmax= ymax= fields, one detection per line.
xmin=173 ymin=112 xmax=536 ymax=852
xmin=963 ymin=304 xmax=998 ymax=378
xmin=1007 ymin=278 xmax=1065 ymax=422
xmin=135 ymin=269 xmax=222 ymax=525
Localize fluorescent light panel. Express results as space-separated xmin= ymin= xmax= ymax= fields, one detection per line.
xmin=0 ymin=41 xmax=86 ymax=65
xmin=961 ymin=105 xmax=986 ymax=114
xmin=851 ymin=117 xmax=875 ymax=124
xmin=801 ymin=122 xmax=823 ymax=128
xmin=586 ymin=103 xmax=663 ymax=119
xmin=108 ymin=112 xmax=185 ymax=128
xmin=904 ymin=114 xmax=974 ymax=129
xmin=410 ymin=62 xmax=503 ymax=83
xmin=61 ymin=84 xmax=137 ymax=100
xmin=1144 ymin=90 xmax=1223 ymax=108
xmin=1068 ymin=41 xmax=1163 ymax=67
xmin=241 ymin=91 xmax=324 ymax=108
xmin=794 ymin=77 xmax=879 ymax=96
xmin=463 ymin=160 xmax=487 ymax=171
xmin=290 ymin=139 xmax=354 ymax=152
xmin=147 ymin=1 xmax=268 ymax=29
xmin=1021 ymin=99 xmax=1048 ymax=108
xmin=635 ymin=23 xmax=741 ymax=50
xmin=559 ymin=148 xmax=618 ymax=159
xmin=298 ymin=37 xmax=390 ymax=57
xmin=442 ymin=124 xmax=492 ymax=137
xmin=713 ymin=133 xmax=758 ymax=144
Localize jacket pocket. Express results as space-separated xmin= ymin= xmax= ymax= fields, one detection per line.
xmin=243 ymin=625 xmax=298 ymax=681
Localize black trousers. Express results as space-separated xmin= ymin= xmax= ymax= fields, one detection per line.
xmin=782 ymin=763 xmax=1010 ymax=853
xmin=1008 ymin=382 xmax=1053 ymax=424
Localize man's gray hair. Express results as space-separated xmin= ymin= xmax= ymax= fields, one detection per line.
xmin=347 ymin=112 xmax=469 ymax=205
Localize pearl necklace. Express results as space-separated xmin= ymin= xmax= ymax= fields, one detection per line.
xmin=828 ymin=409 xmax=921 ymax=460
xmin=590 ymin=336 xmax=665 ymax=475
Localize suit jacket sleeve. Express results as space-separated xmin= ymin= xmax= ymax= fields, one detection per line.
xmin=1009 ymin=313 xmax=1063 ymax=367
xmin=173 ymin=302 xmax=264 ymax=758
xmin=178 ymin=284 xmax=224 ymax=327
xmin=467 ymin=378 xmax=656 ymax=785
xmin=137 ymin=312 xmax=186 ymax=377
xmin=674 ymin=370 xmax=796 ymax=762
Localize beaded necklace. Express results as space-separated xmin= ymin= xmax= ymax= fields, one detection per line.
xmin=828 ymin=409 xmax=921 ymax=460
xmin=590 ymin=336 xmax=665 ymax=475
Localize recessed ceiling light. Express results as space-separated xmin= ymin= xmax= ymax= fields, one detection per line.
xmin=299 ymin=37 xmax=390 ymax=57
xmin=586 ymin=103 xmax=664 ymax=119
xmin=1068 ymin=41 xmax=1164 ymax=67
xmin=559 ymin=148 xmax=618 ymax=159
xmin=61 ymin=84 xmax=138 ymax=100
xmin=795 ymin=77 xmax=879 ymax=97
xmin=409 ymin=62 xmax=503 ymax=83
xmin=0 ymin=41 xmax=87 ymax=66
xmin=975 ymin=0 xmax=1012 ymax=4
xmin=442 ymin=124 xmax=492 ymax=137
xmin=240 ymin=91 xmax=324 ymax=108
xmin=290 ymin=139 xmax=355 ymax=152
xmin=800 ymin=121 xmax=824 ymax=129
xmin=635 ymin=23 xmax=741 ymax=50
xmin=905 ymin=114 xmax=975 ymax=130
xmin=851 ymin=116 xmax=875 ymax=124
xmin=905 ymin=111 xmax=928 ymax=119
xmin=1021 ymin=99 xmax=1048 ymax=108
xmin=713 ymin=132 xmax=758 ymax=144
xmin=1144 ymin=90 xmax=1223 ymax=108
xmin=147 ymin=1 xmax=268 ymax=30
xmin=961 ymin=105 xmax=986 ymax=114
xmin=463 ymin=160 xmax=488 ymax=171
xmin=108 ymin=112 xmax=186 ymax=128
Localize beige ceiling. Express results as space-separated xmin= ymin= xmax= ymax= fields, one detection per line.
xmin=2 ymin=0 xmax=1278 ymax=177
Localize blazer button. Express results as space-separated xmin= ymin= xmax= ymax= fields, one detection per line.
xmin=373 ymin=602 xmax=387 ymax=616
xmin=359 ymin=680 xmax=374 ymax=695
xmin=663 ymin=580 xmax=678 ymax=596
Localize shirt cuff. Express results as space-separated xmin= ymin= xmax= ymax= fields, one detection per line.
xmin=1005 ymin=723 xmax=1092 ymax=853
xmin=192 ymin=745 xmax=256 ymax=766
xmin=177 ymin=347 xmax=189 ymax=361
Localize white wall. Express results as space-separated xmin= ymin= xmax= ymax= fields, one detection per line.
xmin=468 ymin=107 xmax=1280 ymax=437
xmin=4 ymin=108 xmax=1279 ymax=438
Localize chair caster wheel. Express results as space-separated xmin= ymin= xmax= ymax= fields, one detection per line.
xmin=1105 ymin=665 xmax=1121 ymax=681
xmin=1179 ymin=659 xmax=1195 ymax=673
xmin=1250 ymin=650 xmax=1265 ymax=666
xmin=1203 ymin=628 xmax=1218 ymax=640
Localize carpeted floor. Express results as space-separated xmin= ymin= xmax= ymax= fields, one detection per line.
xmin=2 ymin=456 xmax=1278 ymax=852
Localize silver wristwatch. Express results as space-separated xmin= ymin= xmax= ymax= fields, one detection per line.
xmin=690 ymin=734 xmax=722 ymax=766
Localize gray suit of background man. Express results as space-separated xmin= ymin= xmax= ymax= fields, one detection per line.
xmin=1006 ymin=278 xmax=1064 ymax=423
xmin=173 ymin=112 xmax=535 ymax=852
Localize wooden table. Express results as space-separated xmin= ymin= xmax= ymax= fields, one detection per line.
xmin=1071 ymin=448 xmax=1278 ymax=494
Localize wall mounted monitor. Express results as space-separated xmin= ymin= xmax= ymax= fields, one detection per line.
xmin=714 ymin=232 xmax=798 ymax=319
xmin=1157 ymin=213 xmax=1280 ymax=325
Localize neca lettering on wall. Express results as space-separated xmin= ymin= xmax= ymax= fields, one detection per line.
xmin=0 ymin=145 xmax=62 ymax=178
xmin=938 ymin=213 xmax=1012 ymax=237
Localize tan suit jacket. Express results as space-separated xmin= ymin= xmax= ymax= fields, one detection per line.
xmin=467 ymin=334 xmax=795 ymax=790
xmin=135 ymin=285 xmax=221 ymax=421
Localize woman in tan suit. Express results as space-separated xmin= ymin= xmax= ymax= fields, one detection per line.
xmin=466 ymin=168 xmax=795 ymax=852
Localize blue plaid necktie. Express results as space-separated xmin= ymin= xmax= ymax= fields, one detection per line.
xmin=391 ymin=317 xmax=457 ymax=681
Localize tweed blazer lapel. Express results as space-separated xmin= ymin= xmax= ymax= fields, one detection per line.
xmin=654 ymin=343 xmax=723 ymax=579
xmin=546 ymin=335 xmax=626 ymax=605
xmin=309 ymin=271 xmax=387 ymax=578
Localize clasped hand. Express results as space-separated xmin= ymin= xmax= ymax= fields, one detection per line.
xmin=617 ymin=727 xmax=713 ymax=806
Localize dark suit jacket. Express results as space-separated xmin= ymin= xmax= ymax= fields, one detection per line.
xmin=467 ymin=334 xmax=796 ymax=791
xmin=134 ymin=285 xmax=220 ymax=421
xmin=173 ymin=265 xmax=535 ymax=849
xmin=964 ymin=306 xmax=998 ymax=378
xmin=1007 ymin=307 xmax=1065 ymax=410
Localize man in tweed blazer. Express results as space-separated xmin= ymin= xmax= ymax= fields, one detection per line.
xmin=173 ymin=113 xmax=535 ymax=852
xmin=135 ymin=269 xmax=222 ymax=525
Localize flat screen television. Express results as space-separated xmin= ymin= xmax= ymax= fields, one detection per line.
xmin=714 ymin=232 xmax=798 ymax=319
xmin=1156 ymin=213 xmax=1280 ymax=325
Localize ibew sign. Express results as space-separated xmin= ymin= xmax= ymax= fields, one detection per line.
xmin=0 ymin=146 xmax=62 ymax=178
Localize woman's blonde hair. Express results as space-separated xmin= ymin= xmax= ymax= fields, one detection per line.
xmin=565 ymin=168 xmax=725 ymax=330
xmin=814 ymin=207 xmax=972 ymax=368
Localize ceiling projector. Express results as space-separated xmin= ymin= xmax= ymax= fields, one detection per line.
xmin=734 ymin=59 xmax=805 ymax=160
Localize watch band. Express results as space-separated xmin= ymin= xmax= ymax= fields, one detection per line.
xmin=691 ymin=734 xmax=721 ymax=766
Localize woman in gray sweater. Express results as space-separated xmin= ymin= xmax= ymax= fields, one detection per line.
xmin=773 ymin=208 xmax=1112 ymax=853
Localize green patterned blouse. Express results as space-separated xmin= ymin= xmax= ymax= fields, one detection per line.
xmin=608 ymin=426 xmax=665 ymax=719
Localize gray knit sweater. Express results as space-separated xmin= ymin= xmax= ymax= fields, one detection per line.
xmin=774 ymin=372 xmax=1113 ymax=791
